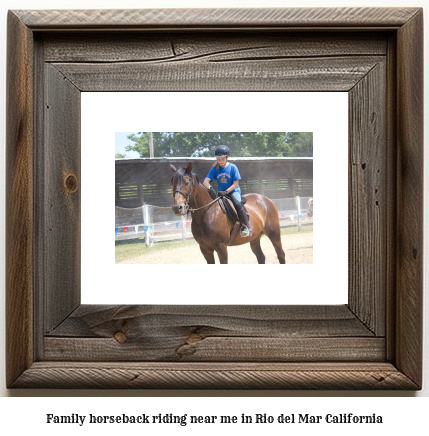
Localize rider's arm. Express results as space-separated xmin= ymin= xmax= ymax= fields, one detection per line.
xmin=203 ymin=177 xmax=212 ymax=190
xmin=227 ymin=180 xmax=239 ymax=194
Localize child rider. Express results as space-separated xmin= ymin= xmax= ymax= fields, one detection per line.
xmin=203 ymin=145 xmax=252 ymax=237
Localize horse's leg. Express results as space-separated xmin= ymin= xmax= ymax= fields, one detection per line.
xmin=264 ymin=226 xmax=286 ymax=264
xmin=250 ymin=234 xmax=266 ymax=264
xmin=215 ymin=243 xmax=228 ymax=264
xmin=199 ymin=243 xmax=216 ymax=264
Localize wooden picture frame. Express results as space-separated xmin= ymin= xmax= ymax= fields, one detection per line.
xmin=6 ymin=8 xmax=423 ymax=389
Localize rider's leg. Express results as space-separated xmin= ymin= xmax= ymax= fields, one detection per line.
xmin=228 ymin=192 xmax=252 ymax=236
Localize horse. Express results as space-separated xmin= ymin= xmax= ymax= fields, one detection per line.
xmin=307 ymin=197 xmax=313 ymax=218
xmin=170 ymin=162 xmax=286 ymax=264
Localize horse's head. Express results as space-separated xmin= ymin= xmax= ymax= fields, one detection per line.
xmin=170 ymin=162 xmax=195 ymax=216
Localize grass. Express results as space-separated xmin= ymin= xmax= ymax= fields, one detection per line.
xmin=115 ymin=223 xmax=313 ymax=263
xmin=115 ymin=237 xmax=198 ymax=263
xmin=280 ymin=223 xmax=313 ymax=236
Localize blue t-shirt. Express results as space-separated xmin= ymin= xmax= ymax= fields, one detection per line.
xmin=207 ymin=163 xmax=241 ymax=195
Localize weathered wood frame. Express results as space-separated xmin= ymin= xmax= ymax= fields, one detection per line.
xmin=6 ymin=8 xmax=423 ymax=389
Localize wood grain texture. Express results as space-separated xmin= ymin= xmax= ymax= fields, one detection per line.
xmin=43 ymin=64 xmax=81 ymax=333
xmin=395 ymin=9 xmax=424 ymax=388
xmin=44 ymin=305 xmax=381 ymax=362
xmin=14 ymin=8 xmax=420 ymax=29
xmin=52 ymin=56 xmax=383 ymax=92
xmin=5 ymin=11 xmax=35 ymax=388
xmin=42 ymin=33 xmax=387 ymax=63
xmin=6 ymin=7 xmax=424 ymax=390
xmin=384 ymin=33 xmax=398 ymax=364
xmin=348 ymin=61 xmax=386 ymax=335
xmin=47 ymin=305 xmax=374 ymax=338
xmin=11 ymin=362 xmax=419 ymax=390
xmin=44 ymin=337 xmax=385 ymax=362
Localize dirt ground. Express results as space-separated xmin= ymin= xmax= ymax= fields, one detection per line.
xmin=118 ymin=232 xmax=313 ymax=264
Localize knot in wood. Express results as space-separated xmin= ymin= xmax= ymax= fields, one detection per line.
xmin=186 ymin=333 xmax=203 ymax=344
xmin=64 ymin=174 xmax=78 ymax=193
xmin=114 ymin=331 xmax=128 ymax=343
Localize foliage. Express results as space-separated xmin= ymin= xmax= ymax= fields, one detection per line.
xmin=125 ymin=132 xmax=313 ymax=158
xmin=115 ymin=153 xmax=126 ymax=159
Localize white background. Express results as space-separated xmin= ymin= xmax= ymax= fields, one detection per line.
xmin=0 ymin=0 xmax=428 ymax=428
xmin=82 ymin=92 xmax=348 ymax=305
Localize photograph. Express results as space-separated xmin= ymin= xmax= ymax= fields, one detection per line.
xmin=114 ymin=132 xmax=314 ymax=265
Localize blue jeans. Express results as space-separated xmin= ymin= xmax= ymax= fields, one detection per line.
xmin=231 ymin=192 xmax=241 ymax=202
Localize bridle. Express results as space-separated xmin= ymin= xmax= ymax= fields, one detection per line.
xmin=173 ymin=172 xmax=194 ymax=215
xmin=173 ymin=175 xmax=221 ymax=216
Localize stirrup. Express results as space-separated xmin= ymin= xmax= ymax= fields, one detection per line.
xmin=240 ymin=225 xmax=252 ymax=237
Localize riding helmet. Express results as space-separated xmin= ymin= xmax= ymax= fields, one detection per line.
xmin=214 ymin=145 xmax=230 ymax=157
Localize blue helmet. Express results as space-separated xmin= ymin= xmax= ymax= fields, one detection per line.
xmin=214 ymin=145 xmax=230 ymax=157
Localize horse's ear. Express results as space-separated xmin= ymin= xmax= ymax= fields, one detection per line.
xmin=170 ymin=164 xmax=177 ymax=173
xmin=186 ymin=162 xmax=193 ymax=174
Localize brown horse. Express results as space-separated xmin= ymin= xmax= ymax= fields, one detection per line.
xmin=170 ymin=162 xmax=285 ymax=264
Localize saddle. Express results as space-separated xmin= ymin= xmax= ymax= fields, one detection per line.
xmin=221 ymin=197 xmax=247 ymax=221
xmin=203 ymin=185 xmax=248 ymax=246
xmin=219 ymin=197 xmax=249 ymax=246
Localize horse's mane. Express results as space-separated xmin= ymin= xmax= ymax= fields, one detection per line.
xmin=170 ymin=166 xmax=200 ymax=188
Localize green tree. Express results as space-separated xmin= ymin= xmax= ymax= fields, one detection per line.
xmin=287 ymin=132 xmax=313 ymax=157
xmin=125 ymin=132 xmax=312 ymax=158
xmin=115 ymin=153 xmax=126 ymax=159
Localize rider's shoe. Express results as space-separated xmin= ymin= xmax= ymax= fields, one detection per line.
xmin=240 ymin=225 xmax=252 ymax=237
xmin=237 ymin=209 xmax=252 ymax=237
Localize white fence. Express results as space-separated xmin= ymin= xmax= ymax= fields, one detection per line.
xmin=115 ymin=196 xmax=313 ymax=246
xmin=273 ymin=197 xmax=313 ymax=232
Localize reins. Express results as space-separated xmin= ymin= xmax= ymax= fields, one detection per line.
xmin=188 ymin=195 xmax=221 ymax=212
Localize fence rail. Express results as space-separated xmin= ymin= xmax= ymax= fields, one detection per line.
xmin=115 ymin=196 xmax=312 ymax=246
